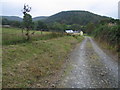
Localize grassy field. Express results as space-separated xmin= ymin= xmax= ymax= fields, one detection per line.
xmin=2 ymin=28 xmax=63 ymax=45
xmin=2 ymin=27 xmax=84 ymax=88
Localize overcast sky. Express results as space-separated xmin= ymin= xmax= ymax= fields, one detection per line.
xmin=0 ymin=0 xmax=119 ymax=19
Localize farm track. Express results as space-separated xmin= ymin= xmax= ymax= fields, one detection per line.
xmin=58 ymin=36 xmax=118 ymax=88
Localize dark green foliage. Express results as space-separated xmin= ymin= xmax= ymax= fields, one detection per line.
xmin=92 ymin=19 xmax=120 ymax=52
xmin=44 ymin=10 xmax=109 ymax=25
xmin=70 ymin=24 xmax=81 ymax=31
xmin=35 ymin=20 xmax=47 ymax=30
xmin=2 ymin=18 xmax=22 ymax=28
xmin=47 ymin=22 xmax=67 ymax=32
xmin=33 ymin=16 xmax=48 ymax=21
xmin=23 ymin=13 xmax=33 ymax=29
xmin=11 ymin=21 xmax=22 ymax=28
xmin=22 ymin=4 xmax=33 ymax=41
xmin=47 ymin=23 xmax=85 ymax=32
xmin=86 ymin=23 xmax=95 ymax=34
xmin=1 ymin=10 xmax=110 ymax=26
xmin=23 ymin=13 xmax=33 ymax=40
xmin=2 ymin=18 xmax=10 ymax=25
xmin=1 ymin=10 xmax=111 ymax=33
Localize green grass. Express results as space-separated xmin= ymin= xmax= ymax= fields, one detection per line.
xmin=2 ymin=27 xmax=63 ymax=45
xmin=2 ymin=27 xmax=84 ymax=88
xmin=92 ymin=25 xmax=119 ymax=53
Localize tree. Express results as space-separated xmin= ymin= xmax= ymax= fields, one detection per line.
xmin=2 ymin=18 xmax=10 ymax=25
xmin=50 ymin=22 xmax=66 ymax=32
xmin=71 ymin=24 xmax=81 ymax=31
xmin=11 ymin=21 xmax=21 ymax=28
xmin=86 ymin=23 xmax=95 ymax=35
xmin=36 ymin=20 xmax=48 ymax=34
xmin=22 ymin=4 xmax=33 ymax=40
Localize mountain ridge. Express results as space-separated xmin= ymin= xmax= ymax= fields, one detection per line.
xmin=1 ymin=10 xmax=111 ymax=25
xmin=1 ymin=16 xmax=48 ymax=21
xmin=44 ymin=10 xmax=110 ymax=25
xmin=1 ymin=16 xmax=23 ymax=22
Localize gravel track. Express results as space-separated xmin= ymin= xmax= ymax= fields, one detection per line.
xmin=58 ymin=36 xmax=118 ymax=88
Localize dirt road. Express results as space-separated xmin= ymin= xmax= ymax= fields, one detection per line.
xmin=58 ymin=36 xmax=118 ymax=88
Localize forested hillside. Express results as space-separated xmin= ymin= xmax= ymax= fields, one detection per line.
xmin=1 ymin=16 xmax=23 ymax=21
xmin=2 ymin=10 xmax=110 ymax=25
xmin=44 ymin=10 xmax=109 ymax=25
xmin=33 ymin=16 xmax=48 ymax=21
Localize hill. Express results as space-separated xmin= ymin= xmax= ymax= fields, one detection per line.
xmin=1 ymin=16 xmax=48 ymax=22
xmin=44 ymin=10 xmax=110 ymax=25
xmin=33 ymin=16 xmax=48 ymax=21
xmin=1 ymin=10 xmax=110 ymax=25
xmin=1 ymin=16 xmax=23 ymax=22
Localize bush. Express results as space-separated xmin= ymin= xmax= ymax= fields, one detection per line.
xmin=93 ymin=24 xmax=119 ymax=52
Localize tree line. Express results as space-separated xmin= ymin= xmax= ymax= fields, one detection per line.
xmin=2 ymin=18 xmax=85 ymax=31
xmin=90 ymin=18 xmax=120 ymax=53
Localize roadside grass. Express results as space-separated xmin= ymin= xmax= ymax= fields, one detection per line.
xmin=94 ymin=38 xmax=118 ymax=61
xmin=2 ymin=28 xmax=84 ymax=88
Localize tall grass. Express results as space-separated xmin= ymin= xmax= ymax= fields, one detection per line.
xmin=2 ymin=28 xmax=64 ymax=45
xmin=92 ymin=24 xmax=119 ymax=52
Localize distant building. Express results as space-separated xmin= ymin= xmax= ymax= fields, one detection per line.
xmin=65 ymin=30 xmax=74 ymax=33
xmin=2 ymin=25 xmax=11 ymax=28
xmin=80 ymin=31 xmax=83 ymax=36
xmin=65 ymin=30 xmax=83 ymax=36
xmin=74 ymin=31 xmax=79 ymax=33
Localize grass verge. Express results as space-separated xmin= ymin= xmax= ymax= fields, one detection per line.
xmin=2 ymin=35 xmax=84 ymax=88
xmin=94 ymin=38 xmax=118 ymax=61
